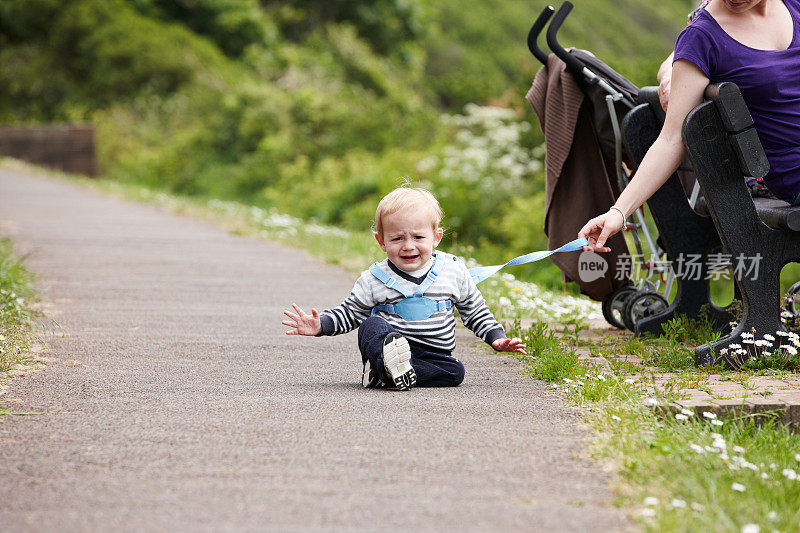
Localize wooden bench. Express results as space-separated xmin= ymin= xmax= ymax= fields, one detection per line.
xmin=682 ymin=82 xmax=800 ymax=367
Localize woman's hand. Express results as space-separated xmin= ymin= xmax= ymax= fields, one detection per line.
xmin=282 ymin=304 xmax=321 ymax=336
xmin=578 ymin=209 xmax=626 ymax=253
xmin=657 ymin=52 xmax=675 ymax=112
xmin=658 ymin=71 xmax=672 ymax=112
xmin=492 ymin=337 xmax=527 ymax=355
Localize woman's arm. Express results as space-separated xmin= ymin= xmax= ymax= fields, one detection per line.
xmin=578 ymin=59 xmax=710 ymax=252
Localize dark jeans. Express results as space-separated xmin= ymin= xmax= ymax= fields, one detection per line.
xmin=357 ymin=316 xmax=465 ymax=387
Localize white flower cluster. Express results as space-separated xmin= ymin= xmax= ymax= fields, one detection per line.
xmin=639 ymin=495 xmax=706 ymax=519
xmin=0 ymin=286 xmax=30 ymax=357
xmin=418 ymin=104 xmax=544 ymax=196
xmin=1 ymin=288 xmax=25 ymax=312
xmin=686 ymin=432 xmax=800 ymax=496
xmin=206 ymin=199 xmax=349 ymax=240
xmin=702 ymin=410 xmax=725 ymax=427
xmin=480 ymin=272 xmax=602 ymax=322
xmin=720 ymin=329 xmax=800 ymax=365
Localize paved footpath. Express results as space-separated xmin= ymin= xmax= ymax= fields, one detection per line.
xmin=0 ymin=168 xmax=628 ymax=532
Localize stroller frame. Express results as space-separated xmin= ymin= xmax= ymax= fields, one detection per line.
xmin=529 ymin=2 xmax=675 ymax=332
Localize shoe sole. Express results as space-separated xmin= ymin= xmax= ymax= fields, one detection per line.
xmin=362 ymin=362 xmax=381 ymax=388
xmin=383 ymin=334 xmax=416 ymax=391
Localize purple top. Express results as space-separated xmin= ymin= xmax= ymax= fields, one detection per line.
xmin=674 ymin=0 xmax=800 ymax=201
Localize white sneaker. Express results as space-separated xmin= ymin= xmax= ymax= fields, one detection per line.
xmin=361 ymin=361 xmax=383 ymax=389
xmin=382 ymin=333 xmax=416 ymax=391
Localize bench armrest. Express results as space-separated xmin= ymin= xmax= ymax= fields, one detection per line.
xmin=702 ymin=83 xmax=769 ymax=178
xmin=704 ymin=83 xmax=754 ymax=133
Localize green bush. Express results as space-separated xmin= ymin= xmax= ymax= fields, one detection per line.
xmin=129 ymin=0 xmax=279 ymax=58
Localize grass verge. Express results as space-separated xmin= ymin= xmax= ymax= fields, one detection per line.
xmin=505 ymin=319 xmax=800 ymax=532
xmin=0 ymin=238 xmax=38 ymax=375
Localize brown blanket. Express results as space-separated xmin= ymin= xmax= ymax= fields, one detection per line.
xmin=527 ymin=54 xmax=629 ymax=301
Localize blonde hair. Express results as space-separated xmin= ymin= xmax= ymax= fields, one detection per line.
xmin=374 ymin=184 xmax=443 ymax=237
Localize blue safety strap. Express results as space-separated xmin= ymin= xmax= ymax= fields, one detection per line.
xmin=369 ymin=238 xmax=588 ymax=320
xmin=369 ymin=253 xmax=449 ymax=320
xmin=369 ymin=263 xmax=413 ymax=297
xmin=371 ymin=298 xmax=452 ymax=320
xmin=468 ymin=237 xmax=588 ymax=285
xmin=371 ymin=303 xmax=394 ymax=315
xmin=413 ymin=252 xmax=445 ymax=297
xmin=368 ymin=252 xmax=446 ymax=298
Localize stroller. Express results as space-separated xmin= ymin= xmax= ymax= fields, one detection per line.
xmin=527 ymin=2 xmax=673 ymax=332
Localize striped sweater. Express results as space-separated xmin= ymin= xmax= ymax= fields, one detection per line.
xmin=319 ymin=251 xmax=505 ymax=352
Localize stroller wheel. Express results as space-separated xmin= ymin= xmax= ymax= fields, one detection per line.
xmin=782 ymin=281 xmax=800 ymax=328
xmin=623 ymin=291 xmax=669 ymax=331
xmin=602 ymin=285 xmax=638 ymax=329
xmin=784 ymin=281 xmax=800 ymax=315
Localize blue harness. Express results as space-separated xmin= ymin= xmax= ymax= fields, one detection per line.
xmin=369 ymin=237 xmax=588 ymax=322
xmin=370 ymin=252 xmax=452 ymax=322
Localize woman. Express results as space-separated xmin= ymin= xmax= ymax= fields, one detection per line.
xmin=579 ymin=0 xmax=800 ymax=252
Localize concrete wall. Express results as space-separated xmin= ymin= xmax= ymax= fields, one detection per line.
xmin=0 ymin=124 xmax=97 ymax=176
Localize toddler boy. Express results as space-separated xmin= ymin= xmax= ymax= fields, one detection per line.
xmin=282 ymin=186 xmax=526 ymax=390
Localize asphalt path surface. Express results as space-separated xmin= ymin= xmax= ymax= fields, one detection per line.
xmin=0 ymin=168 xmax=628 ymax=531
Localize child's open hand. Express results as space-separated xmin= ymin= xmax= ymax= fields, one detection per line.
xmin=282 ymin=304 xmax=322 ymax=336
xmin=492 ymin=337 xmax=527 ymax=355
